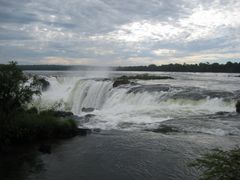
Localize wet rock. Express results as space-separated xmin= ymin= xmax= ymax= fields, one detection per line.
xmin=82 ymin=107 xmax=95 ymax=112
xmin=236 ymin=100 xmax=240 ymax=113
xmin=113 ymin=78 xmax=130 ymax=88
xmin=216 ymin=111 xmax=229 ymax=115
xmin=93 ymin=128 xmax=101 ymax=133
xmin=76 ymin=128 xmax=91 ymax=136
xmin=151 ymin=125 xmax=179 ymax=134
xmin=128 ymin=84 xmax=170 ymax=93
xmin=117 ymin=74 xmax=174 ymax=81
xmin=38 ymin=144 xmax=51 ymax=154
xmin=70 ymin=115 xmax=82 ymax=121
xmin=85 ymin=114 xmax=96 ymax=119
xmin=78 ymin=114 xmax=96 ymax=124
xmin=39 ymin=78 xmax=50 ymax=91
xmin=118 ymin=122 xmax=134 ymax=129
xmin=95 ymin=78 xmax=111 ymax=81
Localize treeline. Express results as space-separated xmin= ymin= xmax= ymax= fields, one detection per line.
xmin=17 ymin=65 xmax=106 ymax=71
xmin=18 ymin=65 xmax=85 ymax=71
xmin=16 ymin=61 xmax=240 ymax=73
xmin=117 ymin=62 xmax=240 ymax=73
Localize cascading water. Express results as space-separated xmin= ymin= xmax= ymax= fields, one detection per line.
xmin=69 ymin=80 xmax=113 ymax=114
xmin=33 ymin=74 xmax=238 ymax=131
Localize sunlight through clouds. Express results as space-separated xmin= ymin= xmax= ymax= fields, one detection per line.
xmin=97 ymin=3 xmax=240 ymax=43
xmin=101 ymin=21 xmax=182 ymax=42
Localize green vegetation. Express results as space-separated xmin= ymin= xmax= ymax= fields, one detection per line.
xmin=0 ymin=62 xmax=78 ymax=146
xmin=16 ymin=61 xmax=240 ymax=73
xmin=0 ymin=109 xmax=78 ymax=144
xmin=0 ymin=62 xmax=41 ymax=118
xmin=113 ymin=76 xmax=131 ymax=87
xmin=117 ymin=62 xmax=240 ymax=73
xmin=190 ymin=147 xmax=240 ymax=180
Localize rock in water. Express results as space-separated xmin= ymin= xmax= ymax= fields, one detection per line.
xmin=113 ymin=78 xmax=130 ymax=88
xmin=216 ymin=111 xmax=229 ymax=115
xmin=76 ymin=128 xmax=91 ymax=136
xmin=113 ymin=76 xmax=130 ymax=87
xmin=39 ymin=78 xmax=50 ymax=91
xmin=151 ymin=125 xmax=179 ymax=134
xmin=93 ymin=128 xmax=101 ymax=133
xmin=82 ymin=107 xmax=95 ymax=112
xmin=236 ymin=100 xmax=240 ymax=113
xmin=85 ymin=114 xmax=95 ymax=119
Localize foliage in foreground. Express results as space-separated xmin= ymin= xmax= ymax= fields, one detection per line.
xmin=0 ymin=62 xmax=78 ymax=146
xmin=190 ymin=147 xmax=240 ymax=180
xmin=0 ymin=108 xmax=78 ymax=145
xmin=0 ymin=61 xmax=41 ymax=118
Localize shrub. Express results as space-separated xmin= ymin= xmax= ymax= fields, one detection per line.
xmin=0 ymin=62 xmax=41 ymax=120
xmin=0 ymin=110 xmax=78 ymax=144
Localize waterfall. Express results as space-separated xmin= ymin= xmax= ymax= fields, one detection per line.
xmin=69 ymin=80 xmax=113 ymax=114
xmin=35 ymin=76 xmax=236 ymax=117
xmin=29 ymin=72 xmax=239 ymax=131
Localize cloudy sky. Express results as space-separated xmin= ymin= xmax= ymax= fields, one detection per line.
xmin=0 ymin=0 xmax=240 ymax=65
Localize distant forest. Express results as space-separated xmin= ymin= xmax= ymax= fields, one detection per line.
xmin=16 ymin=61 xmax=240 ymax=73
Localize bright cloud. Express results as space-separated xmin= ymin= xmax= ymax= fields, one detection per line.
xmin=100 ymin=21 xmax=183 ymax=42
xmin=98 ymin=3 xmax=240 ymax=43
xmin=0 ymin=0 xmax=239 ymax=65
xmin=152 ymin=49 xmax=177 ymax=56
